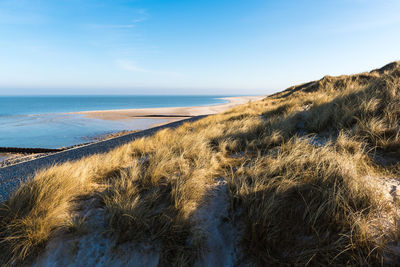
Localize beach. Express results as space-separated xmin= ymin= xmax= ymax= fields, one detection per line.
xmin=73 ymin=96 xmax=264 ymax=121
xmin=1 ymin=95 xmax=250 ymax=149
xmin=0 ymin=154 xmax=9 ymax=162
xmin=0 ymin=96 xmax=264 ymax=166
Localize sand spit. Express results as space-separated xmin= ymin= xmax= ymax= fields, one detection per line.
xmin=73 ymin=96 xmax=264 ymax=121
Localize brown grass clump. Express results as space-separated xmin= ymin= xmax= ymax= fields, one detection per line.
xmin=0 ymin=147 xmax=132 ymax=265
xmin=1 ymin=61 xmax=400 ymax=265
xmin=228 ymin=136 xmax=396 ymax=265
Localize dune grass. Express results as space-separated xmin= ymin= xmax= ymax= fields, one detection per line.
xmin=1 ymin=61 xmax=400 ymax=265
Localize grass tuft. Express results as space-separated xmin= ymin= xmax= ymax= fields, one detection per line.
xmin=1 ymin=61 xmax=400 ymax=265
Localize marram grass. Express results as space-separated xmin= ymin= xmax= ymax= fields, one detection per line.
xmin=1 ymin=61 xmax=400 ymax=265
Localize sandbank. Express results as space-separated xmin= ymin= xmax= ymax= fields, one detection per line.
xmin=73 ymin=96 xmax=264 ymax=121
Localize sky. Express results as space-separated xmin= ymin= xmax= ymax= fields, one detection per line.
xmin=0 ymin=0 xmax=399 ymax=95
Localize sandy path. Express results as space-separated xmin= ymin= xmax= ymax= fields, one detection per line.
xmin=73 ymin=96 xmax=264 ymax=121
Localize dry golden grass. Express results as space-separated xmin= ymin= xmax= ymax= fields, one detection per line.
xmin=1 ymin=61 xmax=400 ymax=265
xmin=228 ymin=136 xmax=396 ymax=265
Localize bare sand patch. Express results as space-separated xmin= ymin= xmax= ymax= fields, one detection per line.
xmin=72 ymin=96 xmax=264 ymax=121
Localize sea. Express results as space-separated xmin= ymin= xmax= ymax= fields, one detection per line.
xmin=0 ymin=95 xmax=229 ymax=148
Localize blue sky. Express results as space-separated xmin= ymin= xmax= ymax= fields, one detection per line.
xmin=0 ymin=0 xmax=399 ymax=95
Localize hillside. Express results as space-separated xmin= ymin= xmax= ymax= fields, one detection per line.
xmin=1 ymin=61 xmax=400 ymax=266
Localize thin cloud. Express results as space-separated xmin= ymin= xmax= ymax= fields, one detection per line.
xmin=85 ymin=13 xmax=148 ymax=30
xmin=0 ymin=1 xmax=45 ymax=25
xmin=115 ymin=59 xmax=184 ymax=77
xmin=331 ymin=17 xmax=400 ymax=33
xmin=115 ymin=59 xmax=149 ymax=72
xmin=87 ymin=24 xmax=136 ymax=29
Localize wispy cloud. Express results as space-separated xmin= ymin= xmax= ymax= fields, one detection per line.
xmin=86 ymin=8 xmax=149 ymax=30
xmin=331 ymin=17 xmax=400 ymax=33
xmin=115 ymin=59 xmax=184 ymax=77
xmin=87 ymin=24 xmax=136 ymax=29
xmin=0 ymin=0 xmax=45 ymax=25
xmin=115 ymin=59 xmax=149 ymax=72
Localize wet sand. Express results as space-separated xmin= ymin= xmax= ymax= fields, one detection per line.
xmin=73 ymin=96 xmax=264 ymax=121
xmin=0 ymin=154 xmax=9 ymax=163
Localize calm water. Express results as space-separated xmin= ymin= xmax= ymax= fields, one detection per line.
xmin=0 ymin=95 xmax=228 ymax=148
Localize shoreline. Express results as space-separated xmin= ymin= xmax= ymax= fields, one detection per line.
xmin=0 ymin=96 xmax=264 ymax=167
xmin=0 ymin=116 xmax=206 ymax=201
xmin=71 ymin=96 xmax=264 ymax=121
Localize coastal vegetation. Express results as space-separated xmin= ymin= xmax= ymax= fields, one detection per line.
xmin=1 ymin=61 xmax=400 ymax=265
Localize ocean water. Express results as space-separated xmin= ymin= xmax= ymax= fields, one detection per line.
xmin=0 ymin=95 xmax=228 ymax=148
